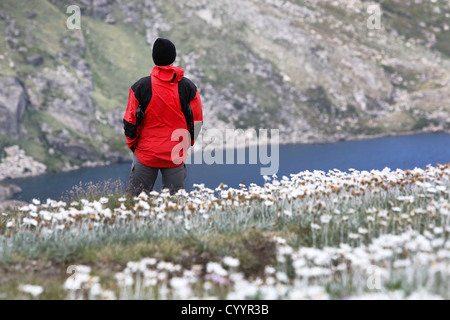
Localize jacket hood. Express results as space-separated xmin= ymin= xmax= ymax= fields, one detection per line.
xmin=151 ymin=65 xmax=185 ymax=83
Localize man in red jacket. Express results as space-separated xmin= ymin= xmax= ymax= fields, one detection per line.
xmin=123 ymin=38 xmax=203 ymax=195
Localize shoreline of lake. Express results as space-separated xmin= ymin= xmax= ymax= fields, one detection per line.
xmin=4 ymin=132 xmax=450 ymax=203
xmin=1 ymin=128 xmax=448 ymax=185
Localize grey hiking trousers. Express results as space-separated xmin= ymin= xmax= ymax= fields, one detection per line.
xmin=129 ymin=153 xmax=187 ymax=196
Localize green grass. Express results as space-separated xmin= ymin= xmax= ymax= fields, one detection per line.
xmin=1 ymin=0 xmax=71 ymax=65
xmin=83 ymin=15 xmax=153 ymax=110
xmin=79 ymin=229 xmax=276 ymax=277
xmin=0 ymin=275 xmax=67 ymax=300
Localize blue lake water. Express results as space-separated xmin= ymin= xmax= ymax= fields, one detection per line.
xmin=10 ymin=133 xmax=450 ymax=202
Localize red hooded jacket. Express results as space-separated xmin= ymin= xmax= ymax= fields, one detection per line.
xmin=123 ymin=65 xmax=203 ymax=168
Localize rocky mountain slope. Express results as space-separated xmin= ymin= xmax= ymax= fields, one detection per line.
xmin=0 ymin=0 xmax=449 ymax=175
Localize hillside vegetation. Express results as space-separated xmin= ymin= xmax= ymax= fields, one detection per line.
xmin=0 ymin=0 xmax=449 ymax=173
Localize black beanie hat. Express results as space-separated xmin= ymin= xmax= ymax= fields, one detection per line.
xmin=152 ymin=38 xmax=177 ymax=66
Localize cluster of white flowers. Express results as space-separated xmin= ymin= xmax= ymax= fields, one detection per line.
xmin=4 ymin=165 xmax=448 ymax=237
xmin=61 ymin=226 xmax=450 ymax=300
xmin=64 ymin=265 xmax=116 ymax=300
xmin=74 ymin=256 xmax=241 ymax=300
xmin=5 ymin=163 xmax=449 ymax=299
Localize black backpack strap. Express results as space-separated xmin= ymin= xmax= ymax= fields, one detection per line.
xmin=133 ymin=76 xmax=153 ymax=126
xmin=178 ymin=77 xmax=197 ymax=140
xmin=123 ymin=77 xmax=152 ymax=152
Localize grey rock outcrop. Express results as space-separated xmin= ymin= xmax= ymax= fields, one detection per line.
xmin=30 ymin=64 xmax=94 ymax=135
xmin=26 ymin=54 xmax=44 ymax=67
xmin=0 ymin=77 xmax=27 ymax=140
xmin=0 ymin=146 xmax=47 ymax=181
xmin=58 ymin=144 xmax=98 ymax=161
xmin=0 ymin=184 xmax=22 ymax=201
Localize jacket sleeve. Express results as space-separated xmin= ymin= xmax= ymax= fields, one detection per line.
xmin=123 ymin=88 xmax=140 ymax=151
xmin=190 ymin=88 xmax=203 ymax=146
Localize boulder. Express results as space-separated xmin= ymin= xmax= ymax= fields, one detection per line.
xmin=27 ymin=12 xmax=37 ymax=19
xmin=26 ymin=54 xmax=44 ymax=67
xmin=105 ymin=14 xmax=116 ymax=24
xmin=0 ymin=184 xmax=22 ymax=201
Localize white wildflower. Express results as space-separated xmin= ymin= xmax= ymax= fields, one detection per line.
xmin=19 ymin=285 xmax=44 ymax=298
xmin=320 ymin=215 xmax=332 ymax=224
xmin=23 ymin=218 xmax=38 ymax=227
xmin=223 ymin=256 xmax=240 ymax=268
xmin=284 ymin=210 xmax=292 ymax=217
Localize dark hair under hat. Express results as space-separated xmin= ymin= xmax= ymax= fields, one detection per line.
xmin=152 ymin=38 xmax=177 ymax=66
